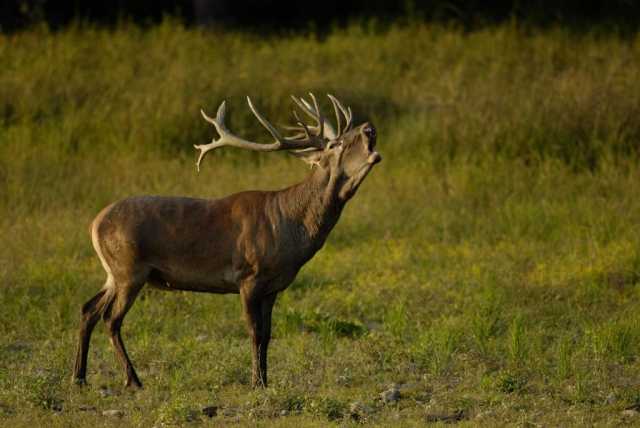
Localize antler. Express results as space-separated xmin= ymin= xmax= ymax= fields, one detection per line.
xmin=285 ymin=93 xmax=351 ymax=142
xmin=327 ymin=94 xmax=353 ymax=137
xmin=195 ymin=97 xmax=325 ymax=171
xmin=195 ymin=94 xmax=354 ymax=171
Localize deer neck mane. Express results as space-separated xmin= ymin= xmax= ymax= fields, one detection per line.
xmin=275 ymin=165 xmax=345 ymax=242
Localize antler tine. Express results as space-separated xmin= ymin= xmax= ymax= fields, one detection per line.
xmin=327 ymin=94 xmax=353 ymax=133
xmin=290 ymin=95 xmax=318 ymax=123
xmin=199 ymin=102 xmax=226 ymax=134
xmin=280 ymin=111 xmax=309 ymax=140
xmin=216 ymin=100 xmax=226 ymax=123
xmin=327 ymin=94 xmax=342 ymax=137
xmin=308 ymin=93 xmax=324 ymax=140
xmin=289 ymin=110 xmax=313 ymax=140
xmin=297 ymin=120 xmax=312 ymax=140
xmin=195 ymin=104 xmax=228 ymax=172
xmin=345 ymin=106 xmax=353 ymax=131
xmin=246 ymin=97 xmax=285 ymax=143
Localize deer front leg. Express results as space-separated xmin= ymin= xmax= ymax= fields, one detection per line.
xmin=240 ymin=286 xmax=277 ymax=388
xmin=257 ymin=293 xmax=277 ymax=386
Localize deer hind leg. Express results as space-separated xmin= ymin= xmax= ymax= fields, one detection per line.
xmin=72 ymin=279 xmax=114 ymax=385
xmin=103 ymin=278 xmax=145 ymax=388
xmin=241 ymin=286 xmax=277 ymax=388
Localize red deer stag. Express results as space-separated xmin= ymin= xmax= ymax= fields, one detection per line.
xmin=72 ymin=94 xmax=381 ymax=388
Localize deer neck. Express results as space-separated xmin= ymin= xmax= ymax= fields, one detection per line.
xmin=275 ymin=165 xmax=345 ymax=244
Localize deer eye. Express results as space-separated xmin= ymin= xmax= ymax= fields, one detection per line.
xmin=327 ymin=140 xmax=343 ymax=150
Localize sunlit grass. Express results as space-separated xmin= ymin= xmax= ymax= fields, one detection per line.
xmin=1 ymin=20 xmax=640 ymax=426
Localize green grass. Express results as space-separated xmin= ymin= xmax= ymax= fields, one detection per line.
xmin=1 ymin=20 xmax=640 ymax=426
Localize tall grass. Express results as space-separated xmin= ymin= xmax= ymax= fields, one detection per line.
xmin=1 ymin=21 xmax=640 ymax=426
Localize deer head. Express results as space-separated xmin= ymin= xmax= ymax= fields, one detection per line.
xmin=195 ymin=94 xmax=381 ymax=201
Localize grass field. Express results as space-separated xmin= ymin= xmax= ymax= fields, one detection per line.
xmin=1 ymin=21 xmax=640 ymax=426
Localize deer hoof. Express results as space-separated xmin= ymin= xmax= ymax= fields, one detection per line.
xmin=72 ymin=377 xmax=88 ymax=387
xmin=125 ymin=379 xmax=143 ymax=389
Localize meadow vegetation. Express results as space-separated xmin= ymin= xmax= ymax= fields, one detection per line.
xmin=1 ymin=21 xmax=640 ymax=426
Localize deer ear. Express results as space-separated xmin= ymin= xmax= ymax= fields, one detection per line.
xmin=289 ymin=148 xmax=325 ymax=167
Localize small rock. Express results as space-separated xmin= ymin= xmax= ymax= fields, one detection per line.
xmin=622 ymin=409 xmax=639 ymax=417
xmin=426 ymin=409 xmax=468 ymax=423
xmin=196 ymin=334 xmax=209 ymax=342
xmin=380 ymin=385 xmax=401 ymax=404
xmin=365 ymin=321 xmax=383 ymax=331
xmin=222 ymin=407 xmax=237 ymax=417
xmin=6 ymin=341 xmax=30 ymax=352
xmin=349 ymin=401 xmax=373 ymax=420
xmin=99 ymin=387 xmax=114 ymax=397
xmin=279 ymin=409 xmax=288 ymax=416
xmin=398 ymin=382 xmax=431 ymax=402
xmin=185 ymin=409 xmax=200 ymax=422
xmin=475 ymin=410 xmax=494 ymax=419
xmin=349 ymin=401 xmax=364 ymax=413
xmin=0 ymin=403 xmax=15 ymax=416
xmin=605 ymin=392 xmax=618 ymax=405
xmin=202 ymin=405 xmax=218 ymax=417
xmin=102 ymin=409 xmax=124 ymax=418
xmin=78 ymin=405 xmax=97 ymax=412
xmin=337 ymin=374 xmax=351 ymax=385
xmin=396 ymin=382 xmax=415 ymax=391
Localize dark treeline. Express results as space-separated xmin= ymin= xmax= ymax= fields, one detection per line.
xmin=2 ymin=0 xmax=639 ymax=33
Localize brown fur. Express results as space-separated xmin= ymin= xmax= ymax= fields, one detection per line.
xmin=72 ymin=122 xmax=381 ymax=388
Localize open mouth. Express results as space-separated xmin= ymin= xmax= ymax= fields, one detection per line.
xmin=370 ymin=152 xmax=381 ymax=165
xmin=358 ymin=157 xmax=378 ymax=176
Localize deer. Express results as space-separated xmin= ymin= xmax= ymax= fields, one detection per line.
xmin=72 ymin=94 xmax=381 ymax=389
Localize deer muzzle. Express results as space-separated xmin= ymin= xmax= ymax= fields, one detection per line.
xmin=369 ymin=151 xmax=382 ymax=164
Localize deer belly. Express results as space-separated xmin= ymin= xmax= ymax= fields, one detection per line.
xmin=147 ymin=266 xmax=239 ymax=294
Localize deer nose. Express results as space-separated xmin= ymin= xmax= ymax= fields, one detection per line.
xmin=362 ymin=123 xmax=376 ymax=140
